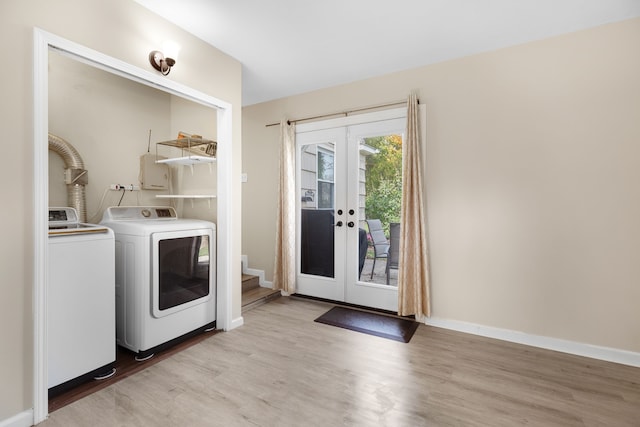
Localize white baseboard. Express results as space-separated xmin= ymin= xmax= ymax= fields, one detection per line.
xmin=0 ymin=410 xmax=33 ymax=427
xmin=228 ymin=315 xmax=244 ymax=331
xmin=425 ymin=317 xmax=640 ymax=368
xmin=241 ymin=255 xmax=272 ymax=288
xmin=238 ymin=252 xmax=640 ymax=367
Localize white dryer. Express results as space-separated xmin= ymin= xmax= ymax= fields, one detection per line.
xmin=100 ymin=206 xmax=216 ymax=360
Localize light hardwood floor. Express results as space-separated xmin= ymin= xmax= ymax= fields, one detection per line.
xmin=41 ymin=297 xmax=640 ymax=426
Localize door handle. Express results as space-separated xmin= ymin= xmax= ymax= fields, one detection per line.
xmin=347 ymin=221 xmax=355 ymax=228
xmin=336 ymin=221 xmax=343 ymax=227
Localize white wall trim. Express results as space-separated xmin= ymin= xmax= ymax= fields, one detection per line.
xmin=33 ymin=28 xmax=234 ymax=423
xmin=0 ymin=410 xmax=33 ymax=427
xmin=229 ymin=315 xmax=244 ymax=330
xmin=425 ymin=317 xmax=640 ymax=368
xmin=32 ymin=27 xmax=49 ymax=425
xmin=216 ymin=105 xmax=234 ymax=333
xmin=241 ymin=255 xmax=272 ymax=288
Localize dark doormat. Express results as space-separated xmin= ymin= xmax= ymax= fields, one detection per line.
xmin=314 ymin=306 xmax=419 ymax=343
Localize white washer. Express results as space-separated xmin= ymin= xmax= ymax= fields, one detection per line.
xmin=100 ymin=206 xmax=216 ymax=359
xmin=48 ymin=207 xmax=116 ymax=392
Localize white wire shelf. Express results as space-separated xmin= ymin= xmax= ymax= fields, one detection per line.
xmin=155 ymin=155 xmax=217 ymax=166
xmin=155 ymin=195 xmax=217 ymax=199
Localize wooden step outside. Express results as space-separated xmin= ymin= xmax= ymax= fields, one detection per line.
xmin=241 ymin=271 xmax=280 ymax=312
xmin=242 ymin=273 xmax=260 ymax=293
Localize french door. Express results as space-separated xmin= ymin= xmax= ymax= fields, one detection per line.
xmin=295 ymin=114 xmax=405 ymax=311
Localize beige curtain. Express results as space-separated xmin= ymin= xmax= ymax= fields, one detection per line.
xmin=398 ymin=93 xmax=431 ymax=318
xmin=273 ymin=119 xmax=297 ymax=294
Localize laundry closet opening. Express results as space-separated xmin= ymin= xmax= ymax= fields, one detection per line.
xmin=34 ymin=29 xmax=234 ymax=423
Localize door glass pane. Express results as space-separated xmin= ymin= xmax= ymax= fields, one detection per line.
xmin=359 ymin=134 xmax=402 ymax=286
xmin=317 ymin=148 xmax=335 ymax=209
xmin=300 ymin=142 xmax=335 ymax=278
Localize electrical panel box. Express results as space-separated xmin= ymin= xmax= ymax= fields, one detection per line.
xmin=139 ymin=153 xmax=169 ymax=190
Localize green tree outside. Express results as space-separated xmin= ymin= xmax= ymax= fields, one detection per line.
xmin=364 ymin=135 xmax=402 ymax=236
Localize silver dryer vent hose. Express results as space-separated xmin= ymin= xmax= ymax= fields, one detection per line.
xmin=48 ymin=133 xmax=88 ymax=223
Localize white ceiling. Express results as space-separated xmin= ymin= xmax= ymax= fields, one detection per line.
xmin=134 ymin=0 xmax=640 ymax=106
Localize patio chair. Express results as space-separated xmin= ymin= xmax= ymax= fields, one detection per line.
xmin=366 ymin=219 xmax=389 ymax=280
xmin=386 ymin=222 xmax=400 ymax=286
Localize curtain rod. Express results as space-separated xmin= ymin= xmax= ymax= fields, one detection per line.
xmin=265 ymin=98 xmax=417 ymax=127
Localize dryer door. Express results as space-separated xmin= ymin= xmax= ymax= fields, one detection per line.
xmin=151 ymin=228 xmax=214 ymax=318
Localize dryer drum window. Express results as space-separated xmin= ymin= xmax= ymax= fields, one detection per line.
xmin=158 ymin=235 xmax=210 ymax=311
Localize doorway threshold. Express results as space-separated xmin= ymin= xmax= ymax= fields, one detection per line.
xmin=290 ymin=293 xmax=415 ymax=321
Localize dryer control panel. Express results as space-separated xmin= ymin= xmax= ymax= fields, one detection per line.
xmin=102 ymin=206 xmax=178 ymax=221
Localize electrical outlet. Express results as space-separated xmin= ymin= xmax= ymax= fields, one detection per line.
xmin=110 ymin=184 xmax=140 ymax=191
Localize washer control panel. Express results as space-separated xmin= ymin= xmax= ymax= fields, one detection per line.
xmin=49 ymin=207 xmax=78 ymax=225
xmin=48 ymin=207 xmax=110 ymax=236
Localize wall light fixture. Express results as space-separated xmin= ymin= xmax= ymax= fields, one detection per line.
xmin=149 ymin=41 xmax=181 ymax=75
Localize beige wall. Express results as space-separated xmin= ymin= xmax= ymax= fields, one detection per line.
xmin=169 ymin=96 xmax=219 ymax=222
xmin=48 ymin=52 xmax=171 ymax=214
xmin=242 ymin=18 xmax=640 ymax=353
xmin=0 ymin=0 xmax=242 ymax=421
